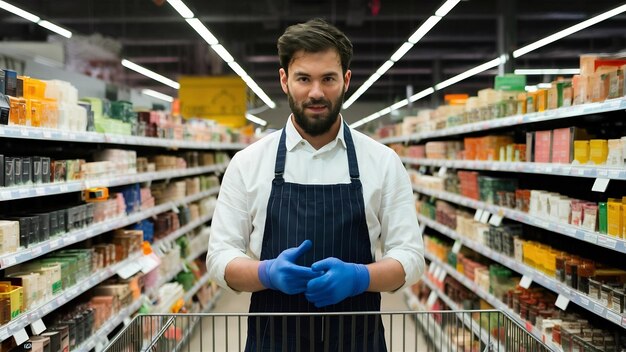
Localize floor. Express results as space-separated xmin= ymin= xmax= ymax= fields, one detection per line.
xmin=185 ymin=290 xmax=431 ymax=351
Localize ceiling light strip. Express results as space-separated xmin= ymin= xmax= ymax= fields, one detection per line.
xmin=343 ymin=0 xmax=459 ymax=109
xmin=513 ymin=4 xmax=626 ymax=58
xmin=121 ymin=59 xmax=181 ymax=89
xmin=351 ymin=4 xmax=625 ymax=129
xmin=0 ymin=1 xmax=72 ymax=38
xmin=514 ymin=68 xmax=581 ymax=75
xmin=169 ymin=1 xmax=275 ymax=109
xmin=142 ymin=89 xmax=174 ymax=103
xmin=245 ymin=113 xmax=268 ymax=126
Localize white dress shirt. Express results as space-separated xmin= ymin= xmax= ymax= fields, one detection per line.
xmin=207 ymin=116 xmax=425 ymax=291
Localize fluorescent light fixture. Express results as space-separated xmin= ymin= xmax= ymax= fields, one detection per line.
xmin=390 ymin=99 xmax=409 ymax=111
xmin=514 ymin=68 xmax=581 ymax=75
xmin=210 ymin=44 xmax=234 ymax=63
xmin=390 ymin=42 xmax=415 ymax=62
xmin=38 ymin=20 xmax=72 ymax=38
xmin=408 ymin=16 xmax=442 ymax=44
xmin=435 ymin=0 xmax=461 ymax=17
xmin=537 ymin=83 xmax=552 ymax=89
xmin=245 ymin=113 xmax=268 ymax=126
xmin=142 ymin=89 xmax=174 ymax=103
xmin=249 ymin=85 xmax=276 ymax=109
xmin=525 ymin=85 xmax=538 ymax=92
xmin=227 ymin=61 xmax=248 ymax=78
xmin=513 ymin=4 xmax=626 ymax=58
xmin=0 ymin=1 xmax=39 ymax=22
xmin=167 ymin=0 xmax=194 ymax=19
xmin=409 ymin=87 xmax=435 ymax=102
xmin=186 ymin=18 xmax=218 ymax=45
xmin=122 ymin=59 xmax=181 ymax=89
xmin=435 ymin=57 xmax=502 ymax=91
xmin=376 ymin=60 xmax=395 ymax=76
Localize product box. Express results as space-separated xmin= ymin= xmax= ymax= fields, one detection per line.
xmin=599 ymin=202 xmax=608 ymax=234
xmin=0 ymin=94 xmax=9 ymax=125
xmin=32 ymin=213 xmax=50 ymax=242
xmin=607 ymin=200 xmax=623 ymax=237
xmin=13 ymin=156 xmax=22 ymax=186
xmin=0 ymin=220 xmax=19 ymax=255
xmin=534 ymin=130 xmax=553 ymax=163
xmin=4 ymin=157 xmax=14 ymax=187
xmin=0 ymin=282 xmax=23 ymax=319
xmin=31 ymin=156 xmax=42 ymax=184
xmin=41 ymin=157 xmax=50 ymax=183
xmin=589 ymin=139 xmax=608 ymax=164
xmin=39 ymin=330 xmax=61 ymax=352
xmin=6 ymin=273 xmax=40 ymax=309
xmin=551 ymin=127 xmax=588 ymax=163
xmin=2 ymin=69 xmax=17 ymax=97
xmin=21 ymin=157 xmax=31 ymax=185
xmin=46 ymin=325 xmax=69 ymax=352
xmin=52 ymin=160 xmax=66 ymax=183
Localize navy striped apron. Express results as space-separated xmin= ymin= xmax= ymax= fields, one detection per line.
xmin=245 ymin=123 xmax=387 ymax=351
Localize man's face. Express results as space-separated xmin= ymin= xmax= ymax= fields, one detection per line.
xmin=279 ymin=49 xmax=351 ymax=136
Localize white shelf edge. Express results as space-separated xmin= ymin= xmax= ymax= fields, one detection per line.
xmin=0 ymin=125 xmax=250 ymax=150
xmin=401 ymin=158 xmax=626 ymax=181
xmin=73 ymin=296 xmax=145 ymax=352
xmin=379 ymin=97 xmax=626 ymax=144
xmin=418 ymin=214 xmax=626 ymax=330
xmin=0 ymin=251 xmax=145 ymax=343
xmin=412 ymin=185 xmax=626 ymax=254
xmin=0 ymin=162 xmax=227 ymax=202
xmin=0 ymin=187 xmax=220 ymax=270
xmin=420 ymin=275 xmax=503 ymax=350
xmin=423 ymin=252 xmax=558 ymax=351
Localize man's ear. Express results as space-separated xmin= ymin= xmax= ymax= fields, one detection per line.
xmin=279 ymin=68 xmax=289 ymax=95
xmin=343 ymin=69 xmax=351 ymax=92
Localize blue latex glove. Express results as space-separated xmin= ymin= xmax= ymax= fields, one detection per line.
xmin=305 ymin=257 xmax=370 ymax=307
xmin=258 ymin=240 xmax=320 ymax=295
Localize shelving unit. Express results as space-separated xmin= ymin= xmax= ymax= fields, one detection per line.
xmin=417 ymin=214 xmax=626 ymax=329
xmin=0 ymin=162 xmax=228 ymax=202
xmin=0 ymin=250 xmax=145 ymax=341
xmin=412 ymin=185 xmax=626 ymax=254
xmin=401 ymin=158 xmax=626 ymax=180
xmin=380 ymin=97 xmax=626 ymax=144
xmin=0 ymin=125 xmax=248 ymax=150
xmin=423 ymin=252 xmax=560 ymax=351
xmin=74 ymin=297 xmax=145 ymax=352
xmin=402 ymin=288 xmax=458 ymax=352
xmin=419 ymin=275 xmax=503 ymax=351
xmin=0 ymin=187 xmax=220 ymax=269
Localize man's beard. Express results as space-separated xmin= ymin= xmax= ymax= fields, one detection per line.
xmin=289 ymin=88 xmax=345 ymax=137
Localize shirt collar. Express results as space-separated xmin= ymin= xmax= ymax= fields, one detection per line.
xmin=285 ymin=114 xmax=348 ymax=151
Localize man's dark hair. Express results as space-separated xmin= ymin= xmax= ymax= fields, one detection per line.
xmin=277 ymin=18 xmax=353 ymax=75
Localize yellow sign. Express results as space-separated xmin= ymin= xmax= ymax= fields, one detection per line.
xmin=179 ymin=76 xmax=247 ymax=127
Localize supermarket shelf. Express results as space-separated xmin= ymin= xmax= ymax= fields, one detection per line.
xmin=401 ymin=158 xmax=626 ymax=180
xmin=154 ymin=213 xmax=213 ymax=249
xmin=0 ymin=187 xmax=220 ymax=270
xmin=0 ymin=125 xmax=249 ymax=150
xmin=183 ymin=272 xmax=211 ymax=303
xmin=424 ymin=252 xmax=559 ymax=351
xmin=380 ymin=97 xmax=626 ymax=144
xmin=0 ymin=251 xmax=144 ymax=343
xmin=417 ymin=214 xmax=626 ymax=329
xmin=412 ymin=185 xmax=626 ymax=254
xmin=0 ymin=162 xmax=228 ymax=202
xmin=420 ymin=275 xmax=502 ymax=350
xmin=402 ymin=288 xmax=457 ymax=352
xmin=73 ymin=296 xmax=145 ymax=352
xmin=173 ymin=289 xmax=223 ymax=352
xmin=147 ymin=245 xmax=210 ymax=300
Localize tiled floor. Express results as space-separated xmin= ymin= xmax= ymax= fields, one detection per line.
xmin=186 ymin=290 xmax=430 ymax=351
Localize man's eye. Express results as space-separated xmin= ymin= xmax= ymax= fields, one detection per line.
xmin=297 ymin=77 xmax=309 ymax=82
xmin=324 ymin=77 xmax=336 ymax=82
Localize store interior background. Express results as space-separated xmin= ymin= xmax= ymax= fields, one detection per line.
xmin=2 ymin=0 xmax=625 ymax=129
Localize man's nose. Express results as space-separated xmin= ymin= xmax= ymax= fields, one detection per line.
xmin=308 ymin=81 xmax=324 ymax=100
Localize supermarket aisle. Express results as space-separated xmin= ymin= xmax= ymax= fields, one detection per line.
xmin=187 ymin=289 xmax=430 ymax=351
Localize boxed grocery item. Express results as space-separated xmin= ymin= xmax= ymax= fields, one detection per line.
xmin=534 ymin=130 xmax=553 ymax=163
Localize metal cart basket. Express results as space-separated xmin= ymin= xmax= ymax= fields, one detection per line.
xmin=103 ymin=310 xmax=552 ymax=352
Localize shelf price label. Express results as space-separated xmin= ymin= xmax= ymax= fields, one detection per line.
xmin=555 ymin=294 xmax=570 ymax=311
xmin=451 ymin=241 xmax=462 ymax=254
xmin=480 ymin=211 xmax=491 ymax=224
xmin=489 ymin=213 xmax=504 ymax=227
xmin=592 ymin=178 xmax=610 ymax=192
xmin=519 ymin=275 xmax=533 ymax=289
xmin=474 ymin=209 xmax=484 ymax=222
xmin=13 ymin=328 xmax=29 ymax=345
xmin=31 ymin=319 xmax=46 ymax=335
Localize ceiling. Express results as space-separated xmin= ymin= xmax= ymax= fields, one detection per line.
xmin=1 ymin=0 xmax=626 ymax=127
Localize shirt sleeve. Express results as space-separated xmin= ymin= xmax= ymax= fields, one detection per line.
xmin=379 ymin=150 xmax=425 ymax=290
xmin=206 ymin=153 xmax=253 ymax=291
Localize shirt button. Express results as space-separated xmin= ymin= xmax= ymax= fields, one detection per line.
xmin=301 ymin=142 xmax=305 ymax=146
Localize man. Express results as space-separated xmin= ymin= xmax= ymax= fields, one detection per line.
xmin=207 ymin=19 xmax=424 ymax=351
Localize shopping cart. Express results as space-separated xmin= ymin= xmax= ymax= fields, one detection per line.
xmin=103 ymin=309 xmax=552 ymax=352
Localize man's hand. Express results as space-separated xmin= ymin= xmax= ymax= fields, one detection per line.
xmin=305 ymin=257 xmax=370 ymax=307
xmin=258 ymin=240 xmax=320 ymax=295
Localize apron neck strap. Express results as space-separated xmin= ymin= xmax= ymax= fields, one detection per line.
xmin=274 ymin=121 xmax=361 ymax=181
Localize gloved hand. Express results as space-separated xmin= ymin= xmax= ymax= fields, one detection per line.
xmin=258 ymin=240 xmax=320 ymax=295
xmin=305 ymin=257 xmax=370 ymax=307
